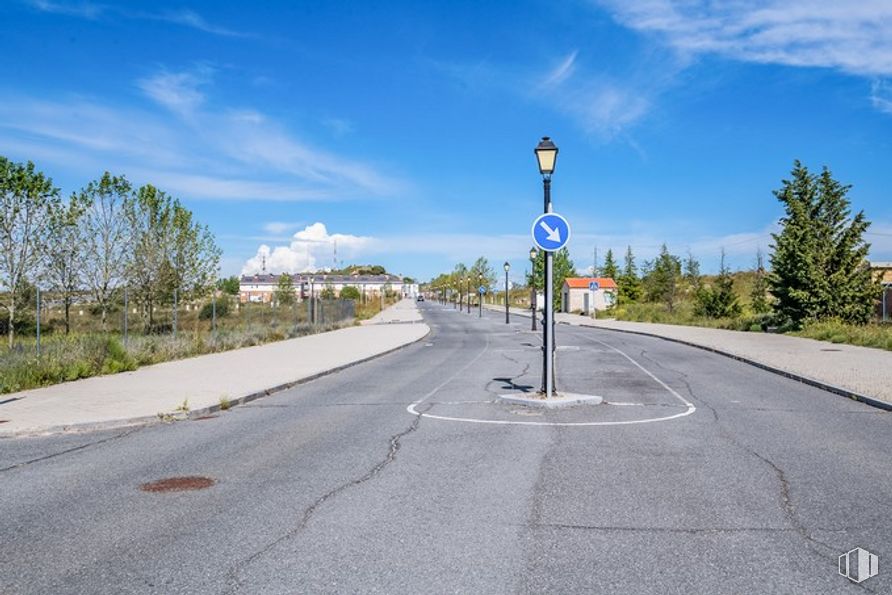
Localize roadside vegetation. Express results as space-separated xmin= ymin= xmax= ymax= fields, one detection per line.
xmin=426 ymin=160 xmax=889 ymax=351
xmin=0 ymin=156 xmax=404 ymax=393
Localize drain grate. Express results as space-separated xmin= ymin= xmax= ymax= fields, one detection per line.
xmin=0 ymin=420 xmax=8 ymax=424
xmin=140 ymin=476 xmax=215 ymax=493
xmin=193 ymin=415 xmax=218 ymax=421
xmin=820 ymin=348 xmax=842 ymax=352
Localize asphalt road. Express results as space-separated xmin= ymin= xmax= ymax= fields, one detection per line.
xmin=2 ymin=302 xmax=891 ymax=594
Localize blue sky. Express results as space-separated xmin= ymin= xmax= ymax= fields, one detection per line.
xmin=1 ymin=0 xmax=891 ymax=283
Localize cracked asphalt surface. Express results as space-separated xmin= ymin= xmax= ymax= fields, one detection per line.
xmin=2 ymin=302 xmax=891 ymax=594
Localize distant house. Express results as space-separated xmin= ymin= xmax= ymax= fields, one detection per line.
xmin=560 ymin=277 xmax=617 ymax=314
xmin=239 ymin=273 xmax=418 ymax=304
xmin=871 ymin=262 xmax=892 ymax=321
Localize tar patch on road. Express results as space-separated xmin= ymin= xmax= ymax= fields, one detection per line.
xmin=140 ymin=476 xmax=215 ymax=493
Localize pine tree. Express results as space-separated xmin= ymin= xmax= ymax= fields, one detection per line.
xmin=750 ymin=248 xmax=770 ymax=314
xmin=643 ymin=244 xmax=682 ymax=312
xmin=601 ymin=249 xmax=618 ymax=280
xmin=694 ymin=249 xmax=741 ymax=318
xmin=618 ymin=245 xmax=641 ymax=303
xmin=769 ymin=161 xmax=879 ymax=326
xmin=683 ymin=251 xmax=701 ymax=296
xmin=528 ymin=247 xmax=576 ymax=309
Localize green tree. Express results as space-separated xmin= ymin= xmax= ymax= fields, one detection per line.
xmin=320 ymin=284 xmax=336 ymax=299
xmin=642 ymin=244 xmax=682 ymax=312
xmin=340 ymin=285 xmax=361 ymax=300
xmin=275 ymin=274 xmax=295 ymax=305
xmin=601 ymin=249 xmax=618 ymax=280
xmin=527 ymin=247 xmax=576 ymax=309
xmin=694 ymin=249 xmax=741 ymax=318
xmin=750 ymin=248 xmax=770 ymax=314
xmin=469 ymin=257 xmax=497 ymax=292
xmin=0 ymin=158 xmax=60 ymax=347
xmin=77 ymin=172 xmax=133 ymax=330
xmin=45 ymin=193 xmax=89 ymax=333
xmin=218 ymin=276 xmax=240 ymax=295
xmin=683 ymin=250 xmax=701 ymax=296
xmin=125 ymin=184 xmax=172 ymax=329
xmin=618 ymin=246 xmax=641 ymax=303
xmin=769 ymin=161 xmax=879 ymax=326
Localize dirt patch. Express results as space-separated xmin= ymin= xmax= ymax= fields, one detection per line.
xmin=140 ymin=476 xmax=215 ymax=492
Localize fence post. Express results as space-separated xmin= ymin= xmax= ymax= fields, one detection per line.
xmin=123 ymin=287 xmax=128 ymax=346
xmin=173 ymin=288 xmax=178 ymax=338
xmin=36 ymin=286 xmax=41 ymax=357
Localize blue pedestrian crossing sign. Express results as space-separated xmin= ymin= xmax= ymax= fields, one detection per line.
xmin=589 ymin=281 xmax=600 ymax=291
xmin=531 ymin=212 xmax=571 ymax=252
xmin=478 ymin=286 xmax=486 ymax=295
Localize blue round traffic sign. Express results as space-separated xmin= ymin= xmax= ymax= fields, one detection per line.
xmin=531 ymin=212 xmax=571 ymax=252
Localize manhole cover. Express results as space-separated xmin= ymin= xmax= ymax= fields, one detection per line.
xmin=140 ymin=476 xmax=215 ymax=492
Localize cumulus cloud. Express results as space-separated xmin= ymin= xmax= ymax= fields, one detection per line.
xmin=241 ymin=222 xmax=375 ymax=274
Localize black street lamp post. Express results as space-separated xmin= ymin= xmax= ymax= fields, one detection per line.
xmin=504 ymin=261 xmax=510 ymax=324
xmin=534 ymin=136 xmax=558 ymax=397
xmin=529 ymin=247 xmax=537 ymax=331
xmin=466 ymin=276 xmax=471 ymax=314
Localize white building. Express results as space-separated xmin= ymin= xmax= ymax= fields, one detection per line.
xmin=239 ymin=273 xmax=418 ymax=304
xmin=560 ymin=277 xmax=618 ymax=314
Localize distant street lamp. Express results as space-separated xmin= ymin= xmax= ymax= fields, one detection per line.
xmin=478 ymin=274 xmax=483 ymax=318
xmin=529 ymin=247 xmax=538 ymax=331
xmin=534 ymin=136 xmax=558 ymax=397
xmin=504 ymin=261 xmax=511 ymax=324
xmin=465 ymin=275 xmax=470 ymax=314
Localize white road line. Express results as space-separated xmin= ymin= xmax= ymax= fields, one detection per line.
xmin=406 ymin=333 xmax=696 ymax=427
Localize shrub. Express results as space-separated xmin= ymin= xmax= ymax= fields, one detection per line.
xmin=339 ymin=286 xmax=361 ymax=300
xmin=199 ymin=297 xmax=230 ymax=320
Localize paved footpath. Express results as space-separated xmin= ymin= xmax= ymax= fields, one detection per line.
xmin=0 ymin=299 xmax=428 ymax=437
xmin=485 ymin=304 xmax=892 ymax=407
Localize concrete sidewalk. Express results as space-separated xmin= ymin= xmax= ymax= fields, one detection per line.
xmin=0 ymin=299 xmax=429 ymax=437
xmin=486 ymin=303 xmax=892 ymax=407
xmin=362 ymin=297 xmax=423 ymax=324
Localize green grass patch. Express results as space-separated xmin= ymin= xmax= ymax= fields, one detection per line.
xmin=792 ymin=319 xmax=892 ymax=351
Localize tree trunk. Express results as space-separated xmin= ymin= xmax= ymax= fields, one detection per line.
xmin=64 ymin=298 xmax=71 ymax=335
xmin=100 ymin=302 xmax=108 ymax=332
xmin=7 ymin=303 xmax=14 ymax=349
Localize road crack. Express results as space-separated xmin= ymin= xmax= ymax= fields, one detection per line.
xmin=223 ymin=407 xmax=428 ymax=594
xmin=0 ymin=426 xmax=143 ymax=473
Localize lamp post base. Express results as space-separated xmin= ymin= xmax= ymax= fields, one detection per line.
xmin=498 ymin=393 xmax=603 ymax=409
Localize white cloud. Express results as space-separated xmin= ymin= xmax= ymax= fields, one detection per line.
xmin=241 ymin=223 xmax=375 ymax=274
xmin=541 ymin=51 xmax=578 ymax=87
xmin=870 ymin=80 xmax=892 ymax=114
xmin=28 ymin=0 xmax=102 ymax=18
xmin=262 ymin=221 xmax=306 ymax=235
xmin=0 ymin=66 xmax=406 ymax=202
xmin=156 ymin=9 xmax=248 ymax=38
xmin=137 ymin=68 xmax=211 ymax=117
xmin=597 ymin=0 xmax=892 ymax=77
xmin=27 ymin=1 xmax=250 ymax=37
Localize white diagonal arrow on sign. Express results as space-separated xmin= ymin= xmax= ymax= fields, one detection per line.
xmin=539 ymin=220 xmax=561 ymax=243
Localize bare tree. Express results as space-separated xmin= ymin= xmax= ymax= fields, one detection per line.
xmin=0 ymin=158 xmax=60 ymax=348
xmin=78 ymin=173 xmax=133 ymax=330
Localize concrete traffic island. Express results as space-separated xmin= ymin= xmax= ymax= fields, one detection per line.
xmin=497 ymin=392 xmax=603 ymax=409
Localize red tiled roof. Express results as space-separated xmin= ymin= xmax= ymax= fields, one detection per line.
xmin=563 ymin=277 xmax=617 ymax=289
